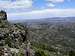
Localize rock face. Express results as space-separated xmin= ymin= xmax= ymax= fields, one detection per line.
xmin=0 ymin=10 xmax=7 ymax=20
xmin=0 ymin=19 xmax=31 ymax=56
xmin=0 ymin=47 xmax=4 ymax=56
xmin=0 ymin=21 xmax=27 ymax=48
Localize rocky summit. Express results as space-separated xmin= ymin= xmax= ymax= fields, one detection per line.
xmin=0 ymin=20 xmax=27 ymax=55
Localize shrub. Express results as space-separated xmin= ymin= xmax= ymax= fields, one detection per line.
xmin=34 ymin=49 xmax=48 ymax=56
xmin=69 ymin=50 xmax=75 ymax=56
xmin=18 ymin=48 xmax=24 ymax=56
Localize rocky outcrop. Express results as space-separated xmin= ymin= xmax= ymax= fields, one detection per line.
xmin=0 ymin=10 xmax=7 ymax=20
xmin=0 ymin=20 xmax=27 ymax=48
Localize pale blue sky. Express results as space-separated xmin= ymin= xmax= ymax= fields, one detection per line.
xmin=11 ymin=0 xmax=75 ymax=8
xmin=0 ymin=0 xmax=75 ymax=20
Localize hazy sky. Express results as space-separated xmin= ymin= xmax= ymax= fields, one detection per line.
xmin=0 ymin=0 xmax=75 ymax=20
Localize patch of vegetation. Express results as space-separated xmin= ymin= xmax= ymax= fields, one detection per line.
xmin=34 ymin=49 xmax=48 ymax=56
xmin=69 ymin=50 xmax=75 ymax=56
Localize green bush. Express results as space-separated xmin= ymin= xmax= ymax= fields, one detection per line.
xmin=5 ymin=37 xmax=12 ymax=47
xmin=18 ymin=48 xmax=24 ymax=56
xmin=69 ymin=50 xmax=75 ymax=56
xmin=34 ymin=49 xmax=48 ymax=56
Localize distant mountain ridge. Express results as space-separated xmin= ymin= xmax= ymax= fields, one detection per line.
xmin=8 ymin=17 xmax=75 ymax=24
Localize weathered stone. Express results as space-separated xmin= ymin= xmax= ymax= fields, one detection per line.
xmin=0 ymin=10 xmax=7 ymax=20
